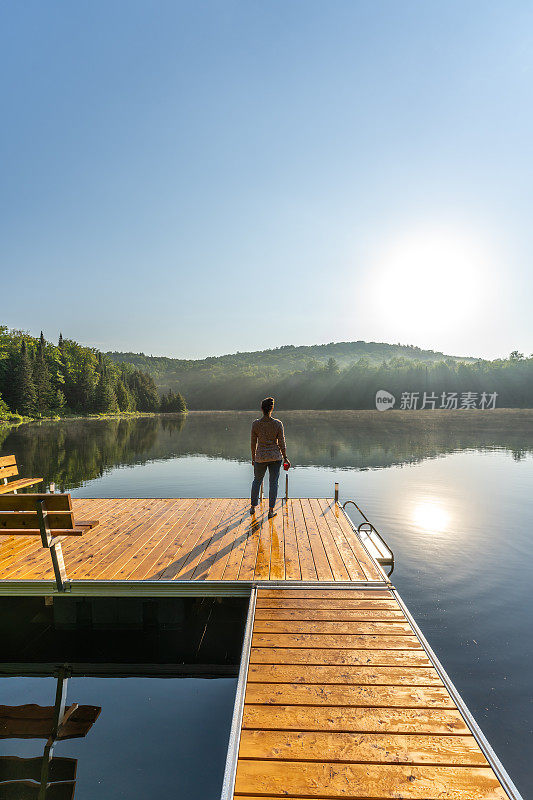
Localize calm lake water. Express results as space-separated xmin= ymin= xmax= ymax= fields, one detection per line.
xmin=1 ymin=409 xmax=532 ymax=796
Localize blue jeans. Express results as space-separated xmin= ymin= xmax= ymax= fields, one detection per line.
xmin=251 ymin=460 xmax=282 ymax=508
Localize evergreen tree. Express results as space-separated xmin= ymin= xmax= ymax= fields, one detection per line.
xmin=160 ymin=389 xmax=187 ymax=412
xmin=175 ymin=391 xmax=187 ymax=412
xmin=128 ymin=370 xmax=160 ymax=411
xmin=116 ymin=379 xmax=134 ymax=411
xmin=33 ymin=331 xmax=54 ymax=415
xmin=54 ymin=389 xmax=67 ymax=412
xmin=94 ymin=366 xmax=119 ymax=413
xmin=10 ymin=340 xmax=37 ymax=415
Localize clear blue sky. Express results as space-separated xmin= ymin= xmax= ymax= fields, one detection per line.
xmin=1 ymin=1 xmax=532 ymax=359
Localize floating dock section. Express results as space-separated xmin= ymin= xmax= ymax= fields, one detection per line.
xmin=0 ymin=497 xmax=523 ymax=799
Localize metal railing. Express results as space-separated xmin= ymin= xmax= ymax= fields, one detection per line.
xmin=341 ymin=497 xmax=395 ymax=577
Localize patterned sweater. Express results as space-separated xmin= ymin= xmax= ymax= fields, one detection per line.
xmin=251 ymin=417 xmax=286 ymax=463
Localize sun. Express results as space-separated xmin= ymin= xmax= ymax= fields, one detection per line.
xmin=369 ymin=227 xmax=493 ymax=334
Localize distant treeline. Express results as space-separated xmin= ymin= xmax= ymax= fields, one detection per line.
xmin=108 ymin=343 xmax=533 ymax=409
xmin=0 ymin=327 xmax=187 ymax=419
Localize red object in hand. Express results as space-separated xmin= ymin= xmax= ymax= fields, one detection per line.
xmin=283 ymin=461 xmax=290 ymax=471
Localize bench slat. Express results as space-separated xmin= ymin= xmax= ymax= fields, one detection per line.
xmin=0 ymin=455 xmax=17 ymax=468
xmin=0 ymin=494 xmax=71 ymax=511
xmin=0 ymin=512 xmax=76 ymax=530
xmin=0 ymin=465 xmax=19 ymax=479
xmin=0 ymin=478 xmax=43 ymax=495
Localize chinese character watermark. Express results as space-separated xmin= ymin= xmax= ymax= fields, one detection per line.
xmin=376 ymin=390 xmax=498 ymax=411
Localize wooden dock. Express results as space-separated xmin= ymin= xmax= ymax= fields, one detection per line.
xmin=232 ymin=587 xmax=512 ymax=799
xmin=0 ymin=496 xmax=522 ymax=800
xmin=0 ymin=498 xmax=383 ymax=583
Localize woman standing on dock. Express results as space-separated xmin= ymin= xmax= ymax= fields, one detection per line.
xmin=250 ymin=397 xmax=290 ymax=519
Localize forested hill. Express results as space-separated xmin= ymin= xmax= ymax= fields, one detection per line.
xmin=107 ymin=341 xmax=533 ymax=410
xmin=108 ymin=340 xmax=533 ymax=411
xmin=108 ymin=340 xmax=471 ymax=379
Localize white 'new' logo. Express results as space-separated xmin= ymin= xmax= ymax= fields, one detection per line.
xmin=375 ymin=390 xmax=395 ymax=411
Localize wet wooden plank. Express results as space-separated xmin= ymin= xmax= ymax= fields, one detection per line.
xmin=158 ymin=499 xmax=226 ymax=580
xmin=190 ymin=500 xmax=247 ymax=580
xmin=252 ymin=620 xmax=414 ymax=635
xmin=250 ymin=647 xmax=433 ymax=666
xmin=251 ymin=632 xmax=421 ymax=650
xmin=244 ymin=683 xmax=454 ymax=708
xmin=258 ymin=589 xmax=392 ymax=599
xmin=130 ymin=500 xmax=209 ymax=580
xmin=302 ymin=499 xmax=347 ymax=580
xmin=299 ymin=499 xmax=334 ymax=580
xmin=126 ymin=499 xmax=200 ymax=579
xmin=241 ymin=704 xmax=470 ymax=734
xmin=317 ymin=500 xmax=370 ymax=579
xmin=256 ymin=598 xmax=400 ymax=610
xmin=281 ymin=501 xmax=301 ymax=580
xmin=208 ymin=505 xmax=253 ymax=580
xmin=254 ymin=608 xmax=406 ymax=621
xmin=268 ymin=512 xmax=285 ymax=580
xmin=254 ymin=512 xmax=272 ymax=580
xmin=110 ymin=500 xmax=196 ymax=580
xmin=236 ymin=513 xmax=263 ymax=581
xmin=233 ymin=761 xmax=508 ymax=799
xmin=172 ymin=498 xmax=234 ymax=580
xmin=290 ymin=499 xmax=318 ymax=581
xmin=246 ymin=664 xmax=443 ymax=686
xmin=238 ymin=730 xmax=488 ymax=766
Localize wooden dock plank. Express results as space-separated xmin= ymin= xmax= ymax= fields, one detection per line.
xmin=208 ymin=505 xmax=253 ymax=580
xmin=251 ymin=632 xmax=422 ymax=649
xmin=242 ymin=704 xmax=470 ymax=734
xmin=244 ymin=683 xmax=455 ymax=708
xmin=281 ymin=502 xmax=300 ymax=580
xmin=250 ymin=647 xmax=434 ymax=666
xmin=254 ymin=512 xmax=273 ymax=581
xmin=317 ymin=498 xmax=370 ymax=581
xmin=252 ymin=620 xmax=414 ymax=635
xmin=299 ymin=499 xmax=334 ymax=581
xmin=302 ymin=499 xmax=348 ymax=580
xmin=328 ymin=499 xmax=386 ymax=581
xmin=189 ymin=499 xmax=247 ymax=580
xmin=268 ymin=511 xmax=285 ymax=581
xmin=233 ymin=761 xmax=508 ymax=799
xmin=236 ymin=512 xmax=263 ymax=581
xmin=172 ymin=498 xmax=234 ymax=580
xmin=133 ymin=500 xmax=212 ymax=580
xmin=127 ymin=500 xmax=201 ymax=580
xmin=290 ymin=499 xmax=318 ymax=581
xmin=158 ymin=499 xmax=226 ymax=580
xmin=238 ymin=730 xmax=488 ymax=766
xmin=246 ymin=664 xmax=443 ymax=686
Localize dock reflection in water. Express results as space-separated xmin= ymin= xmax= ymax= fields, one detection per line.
xmin=0 ymin=596 xmax=247 ymax=800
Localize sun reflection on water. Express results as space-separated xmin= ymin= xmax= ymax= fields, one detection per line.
xmin=412 ymin=499 xmax=451 ymax=534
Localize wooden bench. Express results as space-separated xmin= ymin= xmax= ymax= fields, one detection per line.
xmin=0 ymin=494 xmax=98 ymax=590
xmin=0 ymin=455 xmax=43 ymax=495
